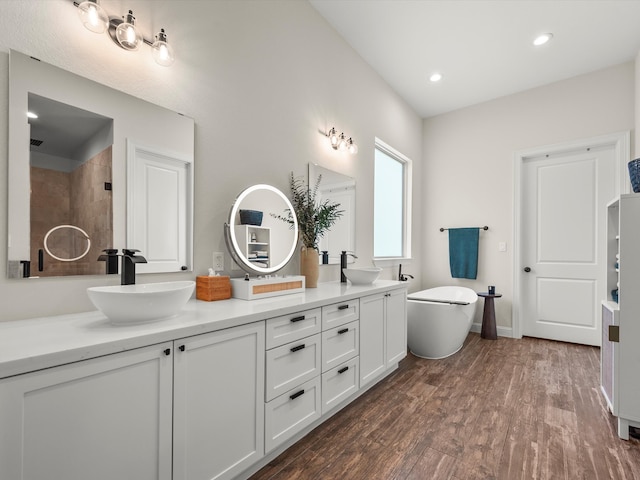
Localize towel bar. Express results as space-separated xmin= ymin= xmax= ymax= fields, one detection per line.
xmin=440 ymin=226 xmax=488 ymax=232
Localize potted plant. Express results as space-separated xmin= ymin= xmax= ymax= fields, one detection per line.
xmin=273 ymin=172 xmax=343 ymax=287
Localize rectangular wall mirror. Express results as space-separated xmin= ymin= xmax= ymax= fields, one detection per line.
xmin=7 ymin=50 xmax=195 ymax=279
xmin=308 ymin=163 xmax=356 ymax=265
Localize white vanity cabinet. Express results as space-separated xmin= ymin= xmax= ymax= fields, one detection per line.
xmin=173 ymin=321 xmax=265 ymax=480
xmin=359 ymin=288 xmax=407 ymax=388
xmin=0 ymin=281 xmax=408 ymax=479
xmin=0 ymin=342 xmax=175 ymax=480
xmin=601 ymin=193 xmax=640 ymax=439
xmin=0 ymin=322 xmax=266 ymax=480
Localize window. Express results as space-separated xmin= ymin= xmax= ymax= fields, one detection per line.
xmin=374 ymin=138 xmax=412 ymax=260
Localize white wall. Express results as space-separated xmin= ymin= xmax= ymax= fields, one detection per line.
xmin=0 ymin=0 xmax=423 ymax=321
xmin=422 ymin=62 xmax=635 ymax=331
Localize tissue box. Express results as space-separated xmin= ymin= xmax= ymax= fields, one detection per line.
xmin=196 ymin=275 xmax=231 ymax=301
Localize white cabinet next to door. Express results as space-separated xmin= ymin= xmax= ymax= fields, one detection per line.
xmin=173 ymin=321 xmax=265 ymax=480
xmin=0 ymin=342 xmax=174 ymax=480
xmin=359 ymin=289 xmax=407 ymax=387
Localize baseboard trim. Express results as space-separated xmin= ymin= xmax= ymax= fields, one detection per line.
xmin=471 ymin=322 xmax=514 ymax=338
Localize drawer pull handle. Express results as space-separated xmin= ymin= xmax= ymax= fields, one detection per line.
xmin=164 ymin=348 xmax=171 ymax=356
xmin=179 ymin=345 xmax=186 ymax=352
xmin=338 ymin=328 xmax=349 ymax=335
xmin=338 ymin=366 xmax=349 ymax=374
xmin=290 ymin=389 xmax=305 ymax=400
xmin=290 ymin=315 xmax=305 ymax=323
xmin=338 ymin=304 xmax=349 ymax=310
xmin=290 ymin=344 xmax=306 ymax=352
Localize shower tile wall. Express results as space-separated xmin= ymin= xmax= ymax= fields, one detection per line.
xmin=30 ymin=146 xmax=113 ymax=276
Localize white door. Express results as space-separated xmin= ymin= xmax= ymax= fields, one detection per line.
xmin=520 ymin=145 xmax=616 ymax=345
xmin=127 ymin=141 xmax=193 ymax=273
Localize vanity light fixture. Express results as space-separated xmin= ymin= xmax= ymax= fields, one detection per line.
xmin=325 ymin=127 xmax=358 ymax=155
xmin=73 ymin=2 xmax=176 ymax=66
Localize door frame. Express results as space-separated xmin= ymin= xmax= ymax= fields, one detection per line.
xmin=512 ymin=131 xmax=630 ymax=339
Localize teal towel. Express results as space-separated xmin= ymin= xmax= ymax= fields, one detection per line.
xmin=449 ymin=228 xmax=479 ymax=279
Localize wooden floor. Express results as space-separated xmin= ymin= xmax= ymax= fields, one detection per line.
xmin=250 ymin=333 xmax=640 ymax=480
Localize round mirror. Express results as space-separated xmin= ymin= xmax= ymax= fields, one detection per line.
xmin=224 ymin=184 xmax=298 ymax=274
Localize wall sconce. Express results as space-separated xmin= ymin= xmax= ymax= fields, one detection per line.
xmin=74 ymin=1 xmax=175 ymax=66
xmin=325 ymin=127 xmax=358 ymax=154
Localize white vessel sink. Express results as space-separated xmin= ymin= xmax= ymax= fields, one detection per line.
xmin=87 ymin=281 xmax=195 ymax=325
xmin=343 ymin=267 xmax=382 ymax=285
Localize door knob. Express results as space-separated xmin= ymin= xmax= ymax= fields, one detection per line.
xmin=524 ymin=267 xmax=531 ymax=272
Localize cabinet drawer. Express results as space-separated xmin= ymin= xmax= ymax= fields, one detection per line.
xmin=322 ymin=357 xmax=359 ymax=415
xmin=265 ymin=376 xmax=321 ymax=453
xmin=266 ymin=308 xmax=322 ymax=349
xmin=321 ymin=321 xmax=359 ymax=372
xmin=322 ymin=300 xmax=359 ymax=330
xmin=265 ymin=333 xmax=321 ymax=402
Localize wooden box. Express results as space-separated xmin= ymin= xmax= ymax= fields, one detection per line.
xmin=196 ymin=275 xmax=231 ymax=301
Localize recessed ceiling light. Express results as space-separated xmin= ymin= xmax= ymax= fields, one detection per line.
xmin=429 ymin=73 xmax=443 ymax=83
xmin=533 ymin=33 xmax=553 ymax=46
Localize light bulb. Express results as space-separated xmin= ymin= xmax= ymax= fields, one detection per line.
xmin=152 ymin=29 xmax=175 ymax=66
xmin=328 ymin=127 xmax=339 ymax=148
xmin=347 ymin=138 xmax=358 ymax=154
xmin=77 ymin=0 xmax=108 ymax=34
xmin=338 ymin=133 xmax=347 ymax=152
xmin=533 ymin=33 xmax=553 ymax=46
xmin=115 ymin=10 xmax=142 ymax=50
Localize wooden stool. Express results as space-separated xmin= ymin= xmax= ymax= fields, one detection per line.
xmin=477 ymin=292 xmax=501 ymax=340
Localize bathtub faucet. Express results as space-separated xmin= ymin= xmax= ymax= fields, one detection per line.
xmin=398 ymin=264 xmax=414 ymax=282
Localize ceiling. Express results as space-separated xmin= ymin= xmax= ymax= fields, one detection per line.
xmin=308 ymin=0 xmax=640 ymax=118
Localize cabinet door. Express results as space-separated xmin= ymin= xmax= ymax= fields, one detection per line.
xmin=359 ymin=292 xmax=386 ymax=387
xmin=385 ymin=288 xmax=407 ymax=367
xmin=173 ymin=322 xmax=265 ymax=480
xmin=0 ymin=343 xmax=174 ymax=480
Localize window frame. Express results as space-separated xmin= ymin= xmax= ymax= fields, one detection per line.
xmin=373 ymin=138 xmax=412 ymax=265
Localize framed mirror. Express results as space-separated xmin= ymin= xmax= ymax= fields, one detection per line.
xmin=308 ymin=164 xmax=356 ymax=265
xmin=225 ymin=185 xmax=299 ymax=275
xmin=7 ymin=50 xmax=194 ymax=279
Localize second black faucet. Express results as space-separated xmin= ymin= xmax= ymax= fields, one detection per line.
xmin=121 ymin=249 xmax=147 ymax=285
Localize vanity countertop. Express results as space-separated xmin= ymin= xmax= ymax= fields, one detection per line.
xmin=0 ymin=280 xmax=406 ymax=379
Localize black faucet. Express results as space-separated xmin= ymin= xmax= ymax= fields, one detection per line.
xmin=398 ymin=263 xmax=414 ymax=282
xmin=340 ymin=251 xmax=358 ymax=283
xmin=121 ymin=249 xmax=147 ymax=285
xmin=97 ymin=248 xmax=119 ymax=275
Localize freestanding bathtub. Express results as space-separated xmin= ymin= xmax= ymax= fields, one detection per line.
xmin=407 ymin=286 xmax=478 ymax=359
